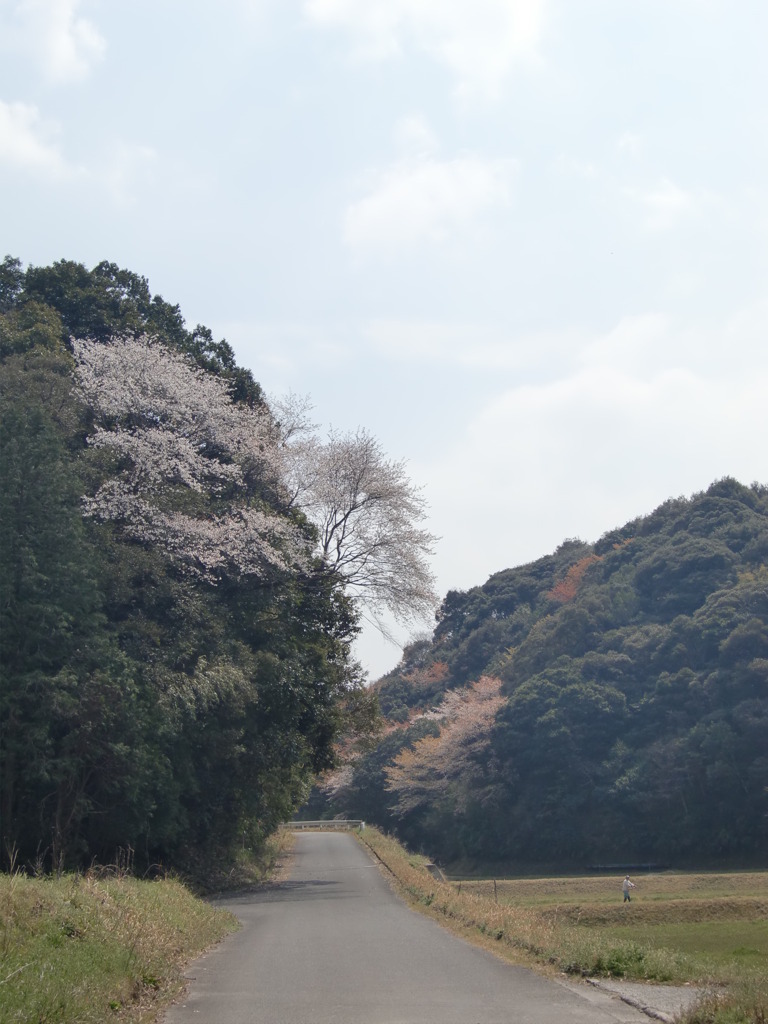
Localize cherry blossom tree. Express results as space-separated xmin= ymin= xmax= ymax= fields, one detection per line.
xmin=73 ymin=336 xmax=309 ymax=582
xmin=384 ymin=676 xmax=505 ymax=815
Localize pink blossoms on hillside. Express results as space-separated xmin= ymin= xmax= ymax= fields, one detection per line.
xmin=384 ymin=676 xmax=505 ymax=814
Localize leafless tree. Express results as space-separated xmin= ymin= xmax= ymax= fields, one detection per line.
xmin=280 ymin=418 xmax=439 ymax=631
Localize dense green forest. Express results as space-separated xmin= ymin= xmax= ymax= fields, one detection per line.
xmin=314 ymin=479 xmax=768 ymax=870
xmin=0 ymin=255 xmax=386 ymax=874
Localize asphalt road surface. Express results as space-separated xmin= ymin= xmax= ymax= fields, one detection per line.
xmin=164 ymin=832 xmax=654 ymax=1024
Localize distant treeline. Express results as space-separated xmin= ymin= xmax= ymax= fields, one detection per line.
xmin=313 ymin=477 xmax=768 ymax=868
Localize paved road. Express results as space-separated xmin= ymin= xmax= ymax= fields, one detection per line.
xmin=164 ymin=832 xmax=654 ymax=1024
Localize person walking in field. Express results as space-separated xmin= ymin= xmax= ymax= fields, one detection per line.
xmin=622 ymin=875 xmax=636 ymax=902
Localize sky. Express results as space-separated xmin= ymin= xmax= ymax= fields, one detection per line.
xmin=2 ymin=0 xmax=768 ymax=679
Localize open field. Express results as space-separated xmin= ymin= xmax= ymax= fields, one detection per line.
xmin=455 ymin=871 xmax=768 ymax=910
xmin=358 ymin=829 xmax=768 ymax=1024
xmin=456 ymin=872 xmax=768 ymax=994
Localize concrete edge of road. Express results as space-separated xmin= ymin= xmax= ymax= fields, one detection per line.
xmin=584 ymin=977 xmax=708 ymax=1022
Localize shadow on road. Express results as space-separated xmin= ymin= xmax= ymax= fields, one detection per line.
xmin=210 ymin=879 xmax=342 ymax=905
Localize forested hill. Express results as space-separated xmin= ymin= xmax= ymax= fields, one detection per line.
xmin=1 ymin=256 xmax=391 ymax=877
xmin=316 ymin=478 xmax=768 ymax=870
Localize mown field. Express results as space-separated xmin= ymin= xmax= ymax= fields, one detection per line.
xmin=358 ymin=829 xmax=768 ymax=1024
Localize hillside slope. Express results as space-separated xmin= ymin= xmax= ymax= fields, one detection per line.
xmin=314 ymin=478 xmax=768 ymax=869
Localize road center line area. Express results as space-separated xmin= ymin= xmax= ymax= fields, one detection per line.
xmin=163 ymin=832 xmax=651 ymax=1024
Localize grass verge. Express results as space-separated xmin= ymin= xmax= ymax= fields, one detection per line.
xmin=0 ymin=834 xmax=297 ymax=1023
xmin=0 ymin=870 xmax=237 ymax=1024
xmin=356 ymin=828 xmax=768 ymax=1024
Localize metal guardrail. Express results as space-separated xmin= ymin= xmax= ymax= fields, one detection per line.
xmin=281 ymin=820 xmax=365 ymax=831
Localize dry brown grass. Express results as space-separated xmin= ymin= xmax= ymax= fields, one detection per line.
xmin=462 ymin=871 xmax=768 ymax=908
xmin=357 ymin=828 xmax=594 ymax=973
xmin=357 ymin=829 xmax=767 ymax=986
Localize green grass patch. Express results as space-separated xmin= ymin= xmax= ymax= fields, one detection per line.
xmin=0 ymin=870 xmax=237 ymax=1023
xmin=599 ymin=921 xmax=768 ymax=964
xmin=357 ymin=829 xmax=768 ymax=1024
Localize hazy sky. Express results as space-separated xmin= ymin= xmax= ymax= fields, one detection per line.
xmin=2 ymin=0 xmax=767 ymax=678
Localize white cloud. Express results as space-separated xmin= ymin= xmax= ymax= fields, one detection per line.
xmin=423 ymin=305 xmax=768 ymax=592
xmin=229 ymin=0 xmax=277 ymax=21
xmin=367 ymin=305 xmax=768 ymax=381
xmin=393 ymin=114 xmax=438 ymax=157
xmin=102 ymin=142 xmax=157 ymax=205
xmin=303 ymin=0 xmax=401 ymax=60
xmin=553 ymin=153 xmax=597 ymax=180
xmin=0 ymin=100 xmax=70 ymax=175
xmin=580 ymin=313 xmax=673 ymax=374
xmin=365 ymin=320 xmax=583 ymax=373
xmin=344 ymin=153 xmax=518 ymax=251
xmin=0 ymin=99 xmax=159 ymax=202
xmin=625 ymin=177 xmax=700 ymax=231
xmin=303 ymin=0 xmax=547 ymax=98
xmin=224 ymin=320 xmax=359 ymax=388
xmin=617 ymin=131 xmax=643 ymax=158
xmin=3 ymin=0 xmax=106 ymax=82
xmin=580 ymin=305 xmax=768 ymax=383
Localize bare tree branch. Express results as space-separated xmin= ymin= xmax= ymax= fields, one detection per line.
xmin=282 ymin=424 xmax=439 ymax=627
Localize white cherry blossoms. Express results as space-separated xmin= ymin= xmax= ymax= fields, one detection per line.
xmin=73 ymin=336 xmax=310 ymax=582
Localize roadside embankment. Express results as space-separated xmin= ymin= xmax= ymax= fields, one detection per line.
xmin=0 ymin=870 xmax=237 ymax=1023
xmin=357 ymin=827 xmax=690 ymax=980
